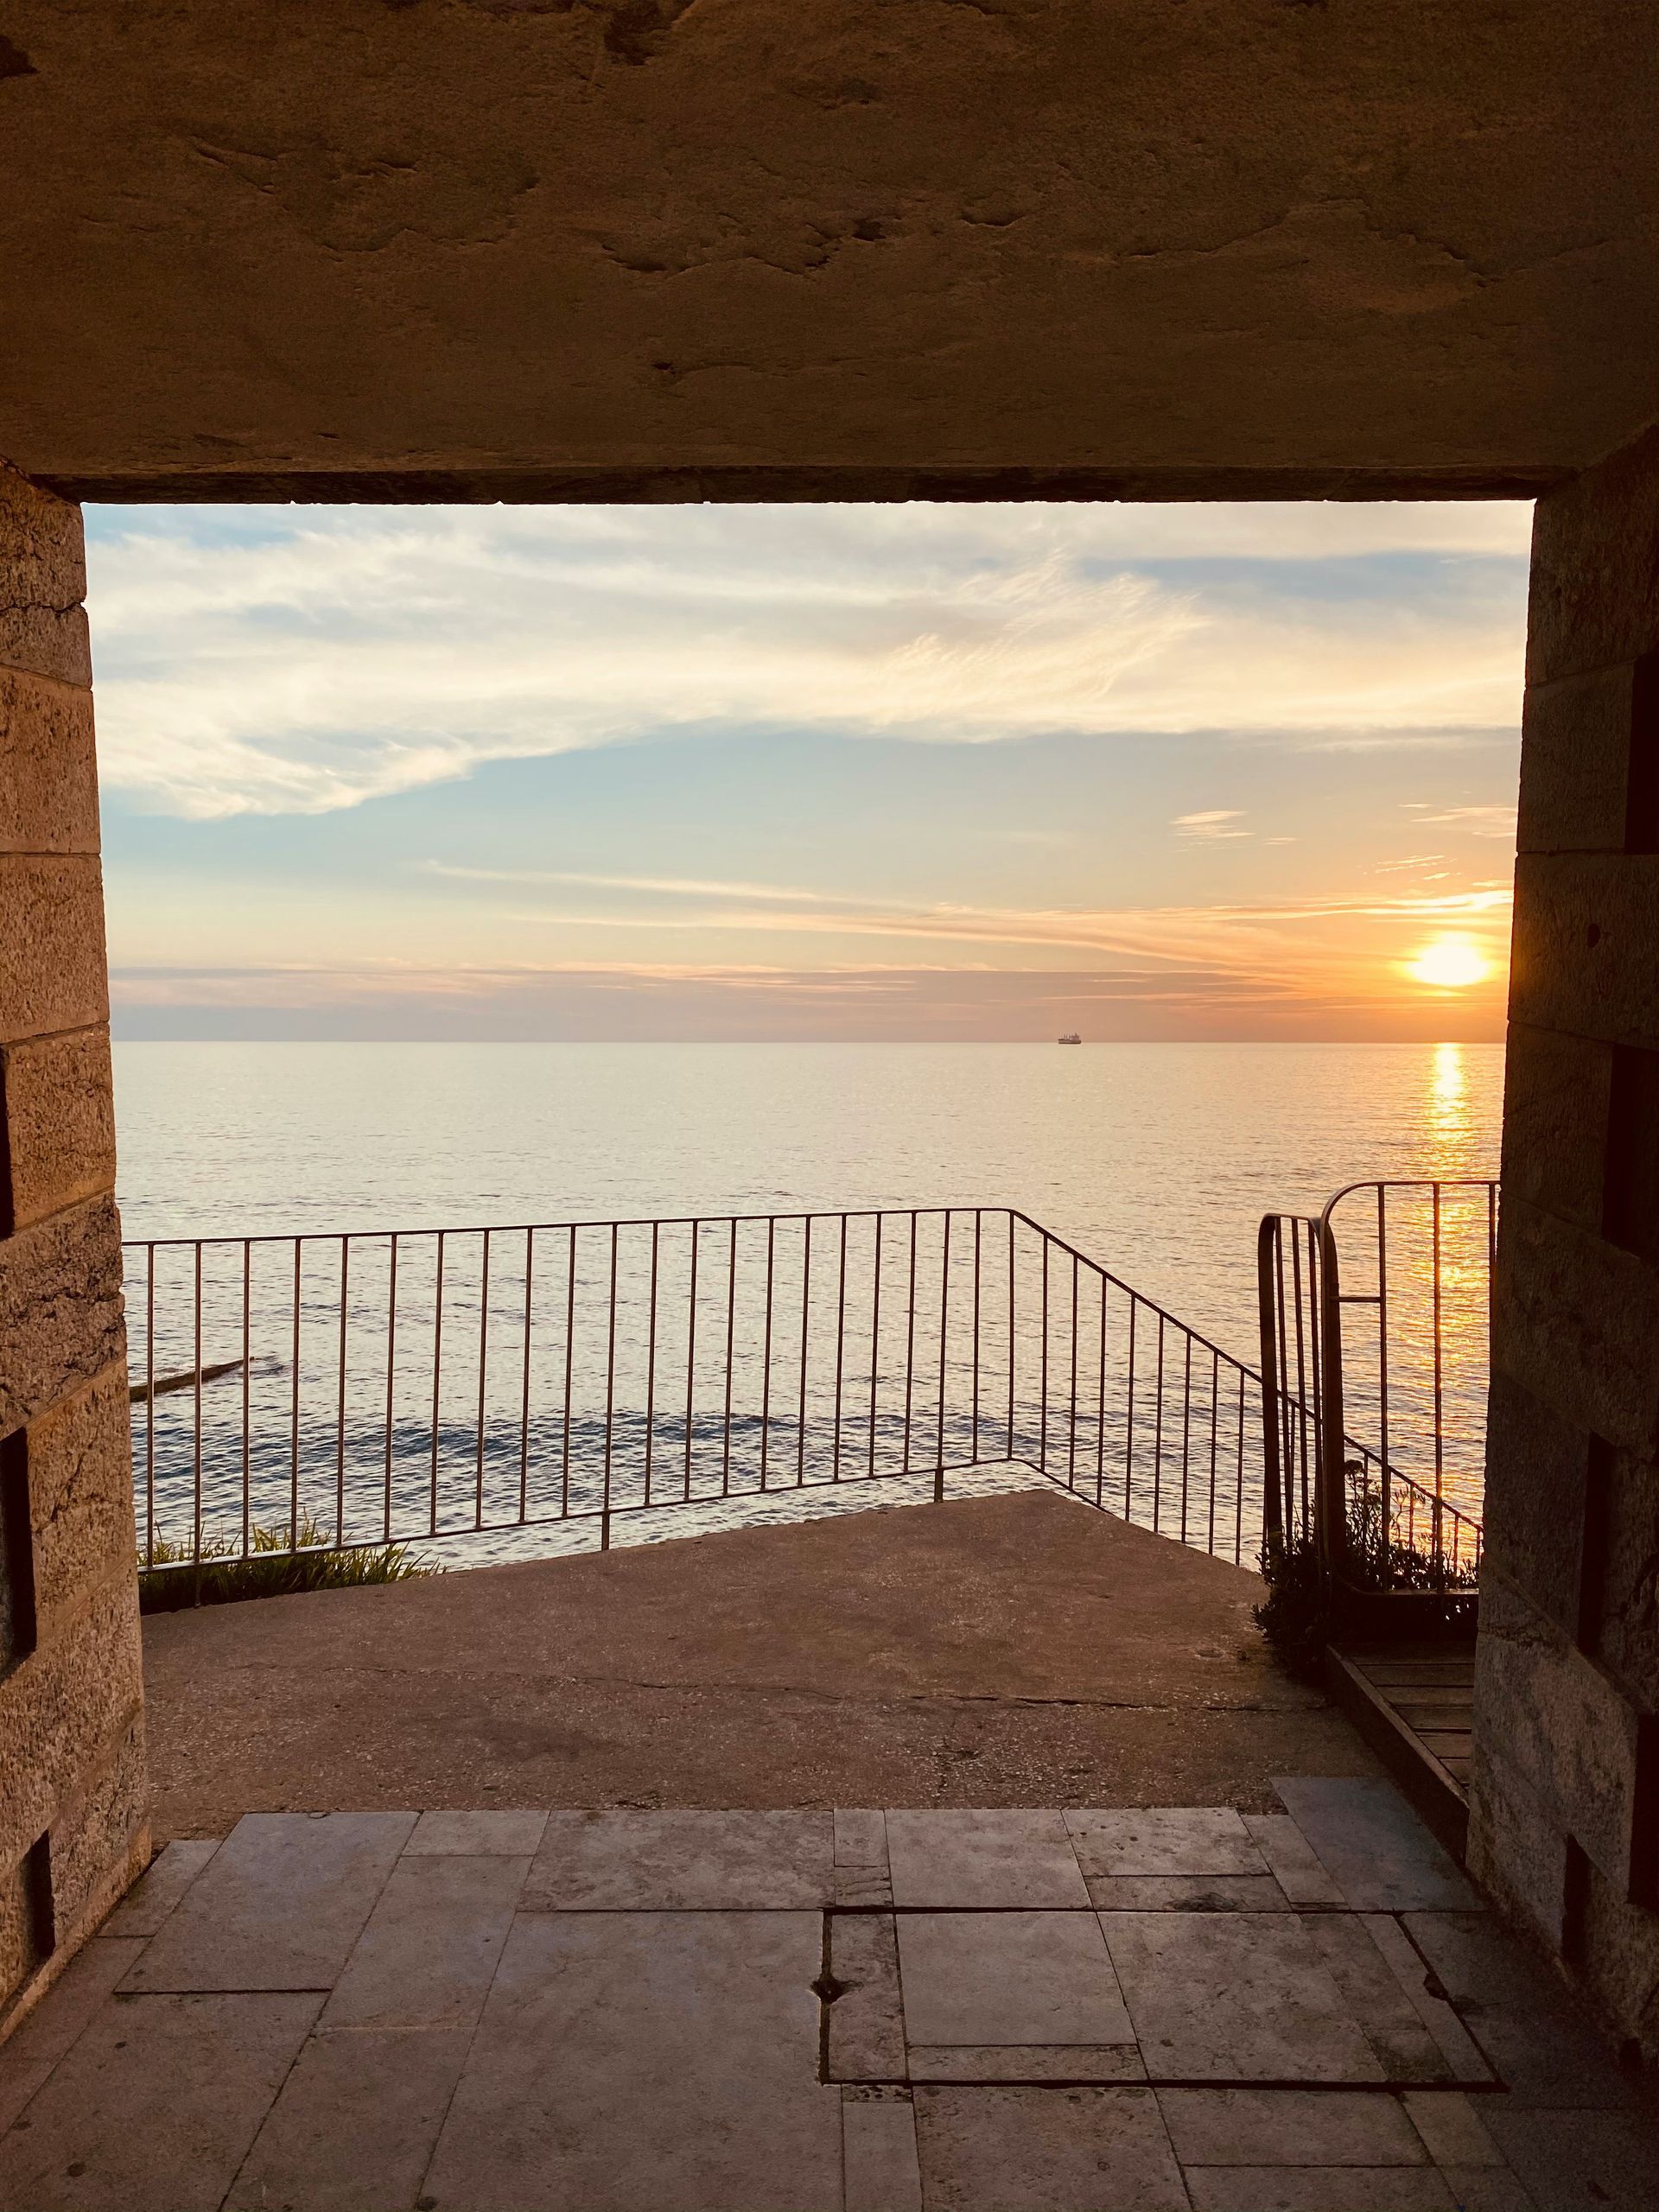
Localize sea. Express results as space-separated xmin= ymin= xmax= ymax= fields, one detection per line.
xmin=112 ymin=1042 xmax=1503 ymax=1567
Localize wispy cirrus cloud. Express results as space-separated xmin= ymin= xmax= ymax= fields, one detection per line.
xmin=85 ymin=501 xmax=1530 ymax=820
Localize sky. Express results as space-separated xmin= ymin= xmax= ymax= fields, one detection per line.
xmin=89 ymin=499 xmax=1530 ymax=1042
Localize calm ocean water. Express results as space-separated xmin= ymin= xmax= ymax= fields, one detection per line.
xmin=114 ymin=1040 xmax=1502 ymax=1361
xmin=112 ymin=1042 xmax=1502 ymax=1565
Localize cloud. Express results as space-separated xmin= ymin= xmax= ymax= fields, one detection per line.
xmin=1402 ymin=803 xmax=1520 ymax=838
xmin=85 ymin=501 xmax=1529 ymax=820
xmin=1173 ymin=810 xmax=1250 ymax=841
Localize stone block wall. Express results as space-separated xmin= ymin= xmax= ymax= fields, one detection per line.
xmin=0 ymin=464 xmax=147 ymax=2034
xmin=1471 ymin=423 xmax=1659 ymax=2062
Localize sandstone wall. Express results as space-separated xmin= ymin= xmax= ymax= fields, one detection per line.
xmin=0 ymin=464 xmax=147 ymax=2034
xmin=1472 ymin=423 xmax=1659 ymax=2061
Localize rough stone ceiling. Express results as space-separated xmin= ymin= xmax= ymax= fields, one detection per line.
xmin=4 ymin=1 xmax=1658 ymax=499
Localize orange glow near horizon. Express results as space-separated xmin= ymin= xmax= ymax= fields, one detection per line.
xmin=1408 ymin=937 xmax=1491 ymax=990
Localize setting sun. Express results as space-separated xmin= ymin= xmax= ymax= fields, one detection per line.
xmin=1408 ymin=936 xmax=1491 ymax=989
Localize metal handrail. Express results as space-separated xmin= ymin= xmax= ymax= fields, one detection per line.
xmin=124 ymin=1206 xmax=1274 ymax=1578
xmin=1258 ymin=1179 xmax=1493 ymax=1584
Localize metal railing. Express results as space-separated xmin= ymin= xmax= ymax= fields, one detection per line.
xmin=125 ymin=1208 xmax=1272 ymax=1579
xmin=1258 ymin=1179 xmax=1493 ymax=1585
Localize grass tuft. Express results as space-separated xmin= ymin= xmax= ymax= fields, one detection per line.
xmin=138 ymin=1510 xmax=438 ymax=1613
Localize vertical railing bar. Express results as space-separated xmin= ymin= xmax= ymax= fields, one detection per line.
xmin=760 ymin=1217 xmax=775 ymax=1490
xmin=385 ymin=1232 xmax=398 ymax=1544
xmin=870 ymin=1213 xmax=883 ymax=1478
xmin=1039 ymin=1235 xmax=1050 ymax=1475
xmin=971 ymin=1209 xmax=982 ymax=1463
xmin=291 ymin=1237 xmax=302 ymax=1551
xmin=601 ymin=1223 xmax=617 ymax=1548
xmin=144 ymin=1247 xmax=155 ymax=1567
xmin=1376 ymin=1185 xmax=1391 ymax=1582
xmin=1234 ymin=1369 xmax=1245 ymax=1567
xmin=337 ymin=1234 xmax=351 ymax=1548
xmin=798 ymin=1215 xmax=811 ymax=1488
xmin=1207 ymin=1347 xmax=1218 ymax=1556
xmin=518 ymin=1228 xmax=533 ymax=1525
xmin=1152 ymin=1313 xmax=1166 ymax=1534
xmin=1068 ymin=1252 xmax=1079 ymax=1489
xmin=562 ymin=1226 xmax=575 ymax=1519
xmin=1124 ymin=1297 xmax=1137 ymax=1517
xmin=722 ymin=1221 xmax=736 ymax=1497
xmin=1431 ymin=1180 xmax=1446 ymax=1567
xmin=903 ymin=1211 xmax=918 ymax=1474
xmin=1095 ymin=1272 xmax=1107 ymax=1506
xmin=833 ymin=1214 xmax=847 ymax=1481
xmin=474 ymin=1228 xmax=490 ymax=1532
xmin=1006 ymin=1211 xmax=1016 ymax=1460
xmin=645 ymin=1222 xmax=659 ymax=1507
xmin=193 ymin=1240 xmax=204 ymax=1566
xmin=1179 ymin=1331 xmax=1192 ymax=1546
xmin=429 ymin=1230 xmax=445 ymax=1538
xmin=241 ymin=1239 xmax=251 ymax=1558
xmin=685 ymin=1218 xmax=700 ymax=1501
xmin=935 ymin=1211 xmax=950 ymax=1502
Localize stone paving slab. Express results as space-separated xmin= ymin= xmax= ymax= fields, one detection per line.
xmin=319 ymin=1850 xmax=530 ymax=2031
xmin=912 ymin=2083 xmax=1189 ymax=2210
xmin=0 ymin=1991 xmax=323 ymax=2212
xmin=423 ymin=1907 xmax=842 ymax=2211
xmin=909 ymin=2044 xmax=1147 ymax=2082
xmin=1067 ymin=1808 xmax=1265 ymax=1879
xmin=101 ymin=1840 xmax=219 ymax=1938
xmin=1272 ymin=1780 xmax=1477 ymax=1913
xmin=404 ymin=1808 xmax=549 ymax=1855
xmin=897 ymin=1910 xmax=1135 ymax=2050
xmin=0 ymin=1938 xmax=146 ymax=2134
xmin=1084 ymin=1874 xmax=1289 ymax=1912
xmin=842 ymin=2089 xmax=923 ymax=2212
xmin=524 ymin=1808 xmax=833 ymax=1909
xmin=1242 ymin=1813 xmax=1344 ymax=1907
xmin=887 ymin=1809 xmax=1091 ymax=1908
xmin=1101 ymin=1911 xmax=1386 ymax=2083
xmin=836 ymin=1809 xmax=890 ymax=1868
xmin=118 ymin=1812 xmax=415 ymax=1993
xmin=1183 ymin=2165 xmax=1457 ymax=2209
xmin=828 ymin=1912 xmax=906 ymax=2082
xmin=225 ymin=2024 xmax=474 ymax=2212
xmin=1157 ymin=2086 xmax=1429 ymax=2166
xmin=1301 ymin=1913 xmax=1454 ymax=2083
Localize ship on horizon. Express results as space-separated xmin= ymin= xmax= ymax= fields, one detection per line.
xmin=1058 ymin=1032 xmax=1082 ymax=1045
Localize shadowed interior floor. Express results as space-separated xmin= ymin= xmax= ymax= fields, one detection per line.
xmin=141 ymin=1487 xmax=1379 ymax=1837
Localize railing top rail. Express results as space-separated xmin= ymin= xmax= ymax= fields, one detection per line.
xmin=121 ymin=1204 xmax=1267 ymax=1389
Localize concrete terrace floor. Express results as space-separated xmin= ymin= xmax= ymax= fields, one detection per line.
xmin=139 ymin=1488 xmax=1382 ymax=1837
xmin=3 ymin=1783 xmax=1656 ymax=2209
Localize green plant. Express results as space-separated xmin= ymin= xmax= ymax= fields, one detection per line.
xmin=1255 ymin=1465 xmax=1478 ymax=1679
xmin=137 ymin=1510 xmax=437 ymax=1613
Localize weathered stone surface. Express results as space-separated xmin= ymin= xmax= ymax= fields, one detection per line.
xmin=0 ymin=1193 xmax=125 ymax=1440
xmin=0 ymin=669 xmax=98 ymax=855
xmin=1509 ymin=851 xmax=1659 ymax=1050
xmin=1269 ymin=1779 xmax=1475 ymax=1912
xmin=123 ymin=1812 xmax=416 ymax=1993
xmin=1516 ymin=663 xmax=1638 ymax=855
xmin=835 ymin=1808 xmax=888 ymax=1867
xmin=102 ymin=1839 xmax=219 ymax=1939
xmin=897 ymin=1911 xmax=1134 ymax=2050
xmin=1528 ymin=427 xmax=1659 ymax=683
xmin=25 ymin=1366 xmax=134 ymax=1637
xmin=1473 ymin=1575 xmax=1640 ymax=1894
xmin=1240 ymin=1814 xmax=1343 ymax=1907
xmin=319 ymin=1849 xmax=528 ymax=2031
xmin=887 ymin=1808 xmax=1090 ymax=1908
xmin=1481 ymin=1370 xmax=1589 ymax=1638
xmin=1065 ymin=1808 xmax=1262 ymax=1880
xmin=404 ymin=1808 xmax=546 ymax=1856
xmin=0 ymin=1934 xmax=145 ymax=2132
xmin=525 ymin=1808 xmax=832 ymax=1909
xmin=1571 ymin=1846 xmax=1659 ymax=2072
xmin=0 ymin=1988 xmax=323 ymax=2212
xmin=1496 ymin=1024 xmax=1612 ymax=1237
xmin=46 ymin=1707 xmax=149 ymax=1948
xmin=912 ymin=2084 xmax=1186 ymax=2211
xmin=1491 ymin=1197 xmax=1659 ymax=1453
xmin=1157 ymin=2087 xmax=1426 ymax=2167
xmin=0 ymin=467 xmax=88 ymax=688
xmin=0 ymin=854 xmax=109 ymax=1042
xmin=827 ymin=1910 xmax=906 ymax=2082
xmin=842 ymin=2092 xmax=923 ymax=2212
xmin=1596 ymin=1441 xmax=1659 ymax=1706
xmin=1 ymin=1027 xmax=118 ymax=1233
xmin=0 ymin=1571 xmax=143 ymax=1875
